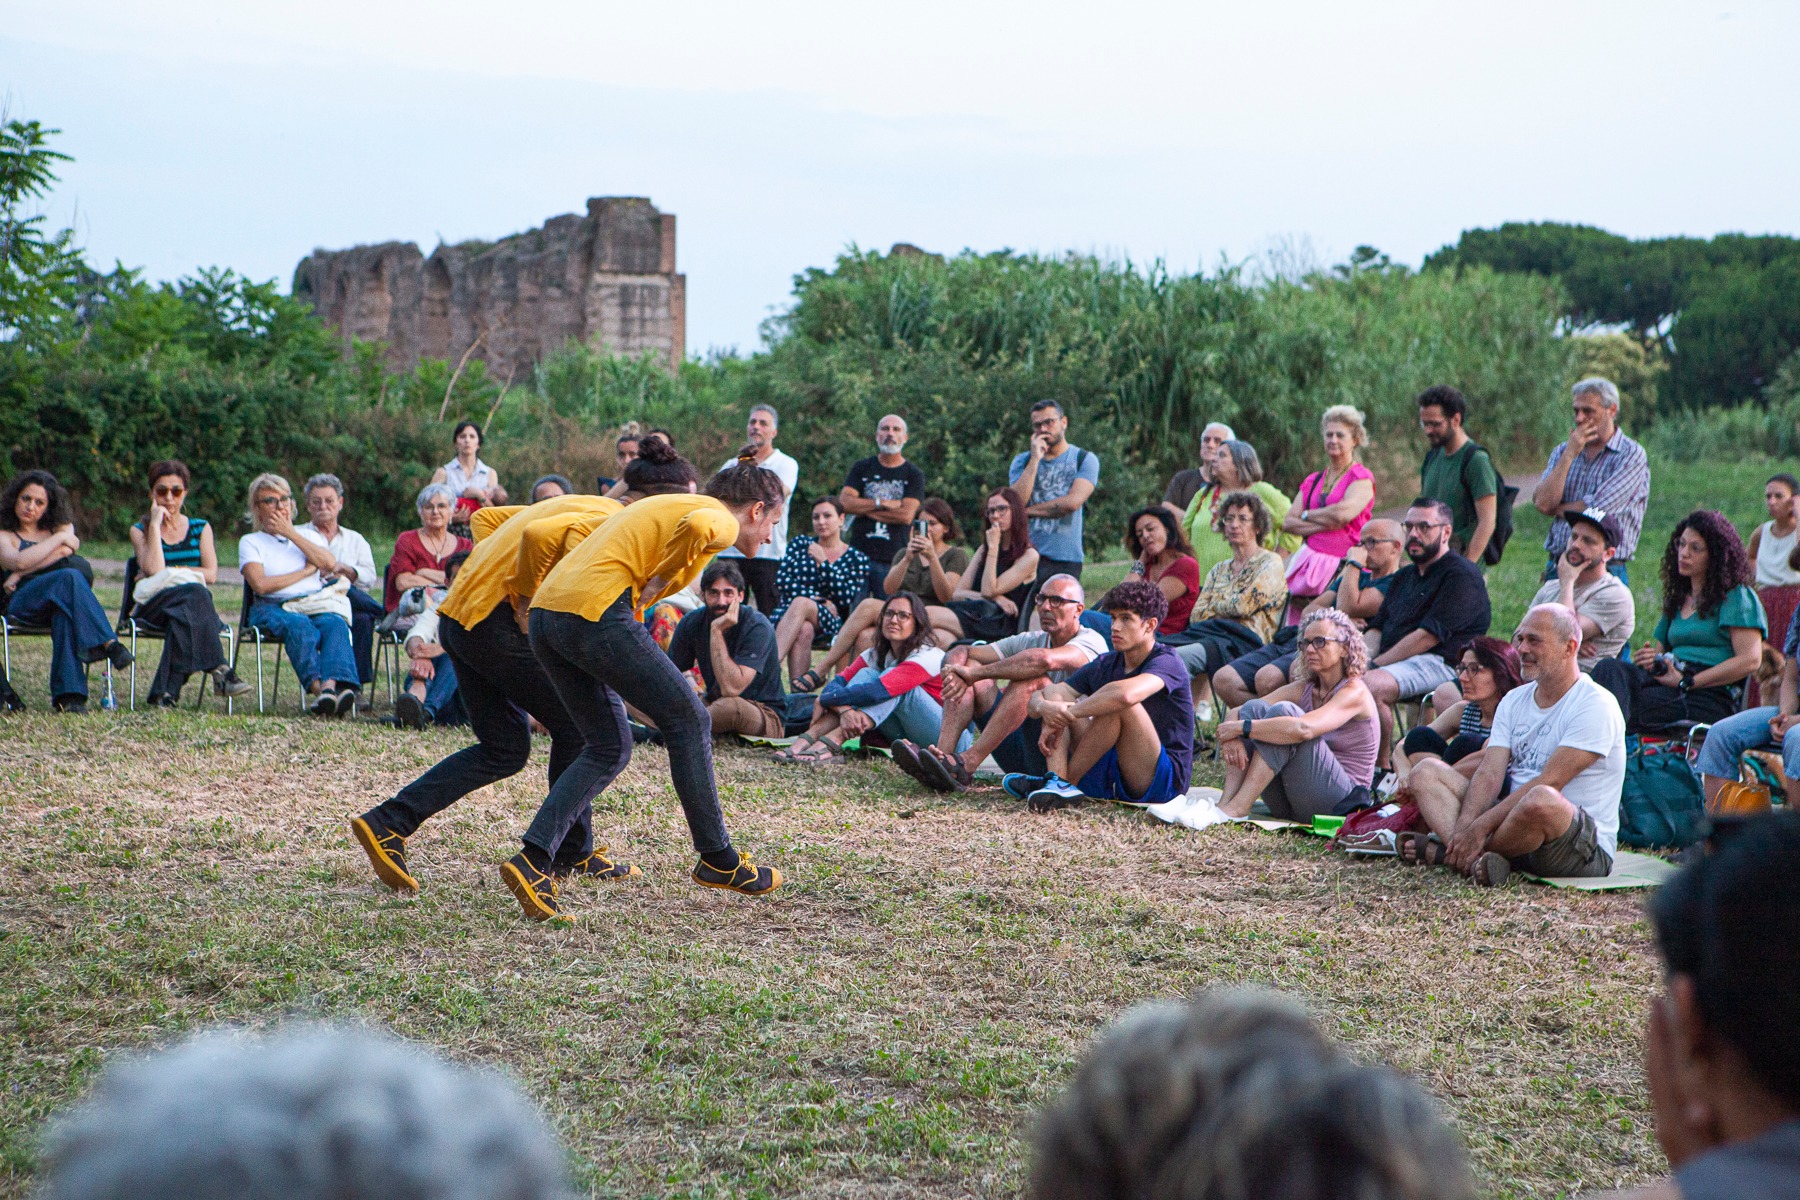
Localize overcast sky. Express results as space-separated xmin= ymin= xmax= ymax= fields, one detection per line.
xmin=6 ymin=1 xmax=1798 ymax=355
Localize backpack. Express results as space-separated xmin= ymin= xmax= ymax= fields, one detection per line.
xmin=1460 ymin=442 xmax=1518 ymax=566
xmin=1619 ymin=739 xmax=1706 ymax=850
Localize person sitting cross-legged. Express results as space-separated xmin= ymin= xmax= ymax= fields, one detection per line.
xmin=667 ymin=560 xmax=789 ymax=739
xmin=1008 ymin=579 xmax=1196 ymax=812
xmin=1214 ymin=608 xmax=1379 ymax=821
xmin=1693 ymin=606 xmax=1800 ymax=811
xmin=392 ymin=551 xmax=469 ymax=730
xmin=782 ymin=591 xmax=970 ymax=764
xmin=889 ymin=572 xmax=1108 ymax=793
xmin=1398 ymin=603 xmax=1625 ymax=886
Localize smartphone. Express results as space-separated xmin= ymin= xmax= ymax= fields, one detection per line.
xmin=912 ymin=518 xmax=929 ymax=538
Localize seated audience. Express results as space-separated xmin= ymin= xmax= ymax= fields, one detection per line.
xmin=1280 ymin=404 xmax=1377 ymax=620
xmin=1010 ymin=580 xmax=1195 ymax=810
xmin=772 ymin=496 xmax=873 ymax=686
xmin=128 ymin=459 xmax=248 ymax=706
xmin=1593 ymin=510 xmax=1765 ymax=733
xmin=385 ymin=483 xmax=473 ymax=612
xmin=1400 ymin=604 xmax=1625 ymax=885
xmin=890 ymin=573 xmax=1108 ymax=792
xmin=1026 ymin=986 xmax=1476 ymax=1200
xmin=1396 ymin=636 xmax=1522 ymax=774
xmin=430 ymin=419 xmax=502 ymax=509
xmin=1750 ymin=471 xmax=1800 ymax=660
xmin=529 ymin=473 xmax=573 ymax=503
xmin=1527 ymin=508 xmax=1635 ymax=669
xmin=1168 ymin=491 xmax=1288 ymax=702
xmin=38 ymin=1024 xmax=573 ymax=1200
xmin=1213 ymin=517 xmax=1403 ymax=707
xmin=299 ymin=473 xmax=381 ymax=697
xmin=781 ymin=591 xmax=968 ymax=764
xmin=239 ymin=472 xmax=358 ymax=717
xmin=800 ymin=498 xmax=970 ymax=690
xmin=394 ymin=551 xmax=469 ymax=730
xmin=1215 ymin=608 xmax=1378 ymax=820
xmin=1180 ymin=439 xmax=1299 ymax=576
xmin=1595 ymin=813 xmax=1800 ymax=1200
xmin=1695 ymin=608 xmax=1800 ymax=810
xmin=0 ymin=470 xmax=133 ymax=713
xmin=1158 ymin=420 xmax=1233 ymax=522
xmin=1125 ymin=506 xmax=1200 ymax=635
xmin=668 ymin=561 xmax=789 ymax=739
xmin=1363 ymin=499 xmax=1492 ymax=761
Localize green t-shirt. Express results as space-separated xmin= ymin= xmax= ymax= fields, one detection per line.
xmin=1419 ymin=442 xmax=1498 ymax=553
xmin=1653 ymin=584 xmax=1767 ymax=669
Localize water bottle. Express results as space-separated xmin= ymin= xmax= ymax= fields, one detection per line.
xmin=100 ymin=671 xmax=118 ymax=711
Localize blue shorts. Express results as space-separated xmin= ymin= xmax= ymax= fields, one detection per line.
xmin=1078 ymin=748 xmax=1186 ymax=806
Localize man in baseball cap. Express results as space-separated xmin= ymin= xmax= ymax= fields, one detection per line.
xmin=1528 ymin=508 xmax=1636 ymax=669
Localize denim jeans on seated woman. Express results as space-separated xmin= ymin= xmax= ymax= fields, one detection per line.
xmin=6 ymin=568 xmax=116 ymax=700
xmin=248 ymin=601 xmax=357 ymax=690
xmin=841 ymin=667 xmax=974 ymax=753
xmin=1695 ymin=706 xmax=1800 ymax=782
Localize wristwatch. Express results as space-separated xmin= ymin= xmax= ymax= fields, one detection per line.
xmin=1242 ymin=717 xmax=1253 ymax=739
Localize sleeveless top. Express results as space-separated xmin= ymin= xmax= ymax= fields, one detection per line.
xmin=1458 ymin=700 xmax=1491 ymax=741
xmin=1297 ymin=463 xmax=1375 ymax=558
xmin=1757 ymin=521 xmax=1800 ymax=587
xmin=1301 ymin=679 xmax=1378 ymax=785
xmin=442 ymin=457 xmax=493 ymax=496
xmin=132 ymin=517 xmax=207 ymax=568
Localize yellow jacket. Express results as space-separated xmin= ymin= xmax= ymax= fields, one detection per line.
xmin=532 ymin=494 xmax=739 ymax=621
xmin=439 ymin=495 xmax=620 ymax=628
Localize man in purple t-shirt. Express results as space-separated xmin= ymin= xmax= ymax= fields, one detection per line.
xmin=1007 ymin=579 xmax=1195 ymax=811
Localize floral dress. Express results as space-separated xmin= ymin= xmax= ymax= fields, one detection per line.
xmin=772 ymin=536 xmax=873 ymax=644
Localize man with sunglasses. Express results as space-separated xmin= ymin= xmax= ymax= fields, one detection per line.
xmin=1010 ymin=399 xmax=1100 ymax=586
xmin=1363 ymin=499 xmax=1491 ymax=763
xmin=890 ymin=574 xmax=1107 ymax=792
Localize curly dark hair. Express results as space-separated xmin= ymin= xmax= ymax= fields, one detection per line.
xmin=1660 ymin=510 xmax=1752 ymax=623
xmin=1213 ymin=490 xmax=1273 ymax=545
xmin=0 ymin=470 xmax=75 ymax=533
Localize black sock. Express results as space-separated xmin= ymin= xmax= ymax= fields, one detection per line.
xmin=520 ymin=843 xmax=553 ymax=873
xmin=701 ymin=847 xmax=740 ymax=872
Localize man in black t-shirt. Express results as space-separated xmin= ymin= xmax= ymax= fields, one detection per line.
xmin=667 ymin=562 xmax=787 ymax=739
xmin=839 ymin=414 xmax=925 ymax=595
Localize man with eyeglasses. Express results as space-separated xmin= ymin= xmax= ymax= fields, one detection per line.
xmin=1010 ymin=399 xmax=1100 ymax=585
xmin=1363 ymin=499 xmax=1491 ymax=763
xmin=890 ymin=574 xmax=1107 ymax=792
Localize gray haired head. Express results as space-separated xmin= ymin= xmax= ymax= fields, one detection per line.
xmin=749 ymin=403 xmax=779 ymax=427
xmin=303 ymin=474 xmax=345 ymax=501
xmin=1572 ymin=376 xmax=1621 ymax=410
xmin=1525 ymin=601 xmax=1582 ymax=646
xmin=39 ymin=1024 xmax=572 ymax=1200
xmin=1219 ymin=440 xmax=1264 ymax=485
xmin=415 ymin=483 xmax=458 ymax=514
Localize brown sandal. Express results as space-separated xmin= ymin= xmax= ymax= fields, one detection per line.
xmin=922 ymin=744 xmax=973 ymax=792
xmin=1472 ymin=852 xmax=1512 ymax=888
xmin=1396 ymin=832 xmax=1447 ymax=866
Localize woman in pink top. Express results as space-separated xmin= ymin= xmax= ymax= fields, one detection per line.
xmin=1280 ymin=405 xmax=1376 ymax=622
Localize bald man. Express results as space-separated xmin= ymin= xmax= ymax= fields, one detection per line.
xmin=840 ymin=413 xmax=926 ymax=596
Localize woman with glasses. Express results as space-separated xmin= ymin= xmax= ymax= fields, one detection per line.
xmin=384 ymin=483 xmax=472 ymax=612
xmin=781 ymin=590 xmax=972 ymax=765
xmin=127 ymin=460 xmax=248 ymax=707
xmin=1214 ymin=608 xmax=1379 ymax=820
xmin=1281 ymin=406 xmax=1377 ymax=622
xmin=1180 ymin=439 xmax=1300 ymax=577
xmin=1125 ymin=507 xmax=1200 ymax=635
xmin=239 ymin=473 xmax=360 ymax=716
xmin=1169 ymin=491 xmax=1290 ymax=706
xmin=1394 ymin=636 xmax=1522 ymax=774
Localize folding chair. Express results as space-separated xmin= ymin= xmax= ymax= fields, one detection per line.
xmin=116 ymin=558 xmax=236 ymax=712
xmin=231 ymin=579 xmax=289 ymax=714
xmin=2 ymin=612 xmax=113 ymax=707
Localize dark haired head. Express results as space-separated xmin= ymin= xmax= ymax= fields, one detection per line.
xmin=920 ymin=497 xmax=962 ymax=543
xmin=1409 ymin=496 xmax=1456 ymax=528
xmin=147 ymin=460 xmax=192 ymax=490
xmin=1463 ymin=636 xmax=1523 ymax=697
xmin=1649 ymin=811 xmax=1800 ymax=1110
xmin=1030 ymin=399 xmax=1066 ymax=418
xmin=982 ymin=487 xmax=1032 ymax=571
xmin=1416 ymin=385 xmax=1467 ymax=422
xmin=529 ymin=474 xmax=573 ymax=501
xmin=702 ymin=444 xmax=786 ymax=511
xmin=874 ymin=591 xmax=933 ymax=665
xmin=1124 ymin=507 xmax=1193 ymax=562
xmin=812 ymin=495 xmax=846 ymax=517
xmin=701 ymin=560 xmax=747 ymax=595
xmin=625 ymin=435 xmax=699 ymax=495
xmin=1099 ymin=579 xmax=1169 ymax=627
xmin=451 ymin=420 xmax=482 ymax=447
xmin=443 ymin=550 xmax=470 ymax=582
xmin=0 ymin=470 xmax=74 ymax=533
xmin=1660 ymin=510 xmax=1751 ymax=624
xmin=1768 ymin=472 xmax=1800 ymax=495
xmin=1214 ymin=490 xmax=1273 ymax=545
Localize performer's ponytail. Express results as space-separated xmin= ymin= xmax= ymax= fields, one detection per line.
xmin=704 ymin=445 xmax=785 ymax=509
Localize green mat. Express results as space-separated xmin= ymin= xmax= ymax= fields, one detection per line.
xmin=1521 ymin=849 xmax=1676 ymax=891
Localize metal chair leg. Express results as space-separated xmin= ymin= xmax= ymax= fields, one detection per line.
xmin=128 ymin=626 xmax=139 ymax=710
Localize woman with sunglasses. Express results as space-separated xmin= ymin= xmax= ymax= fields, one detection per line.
xmin=127 ymin=460 xmax=249 ymax=707
xmin=1214 ymin=608 xmax=1379 ymax=820
xmin=1394 ymin=636 xmax=1522 ymax=775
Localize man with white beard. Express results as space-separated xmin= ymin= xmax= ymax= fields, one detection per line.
xmin=839 ymin=413 xmax=926 ymax=597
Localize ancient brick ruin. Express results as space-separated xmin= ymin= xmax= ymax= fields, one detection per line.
xmin=293 ymin=197 xmax=685 ymax=376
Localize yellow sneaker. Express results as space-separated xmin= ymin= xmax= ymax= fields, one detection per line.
xmin=691 ymin=851 xmax=783 ymax=896
xmin=501 ymin=851 xmax=571 ymax=924
xmin=350 ymin=814 xmax=419 ymax=894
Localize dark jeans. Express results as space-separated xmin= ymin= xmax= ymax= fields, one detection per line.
xmin=247 ymin=601 xmax=357 ymax=691
xmin=6 ymin=569 xmax=115 ymax=700
xmin=528 ymin=597 xmax=732 ymax=860
xmin=348 ymin=586 xmax=384 ymax=686
xmin=421 ymin=656 xmax=465 ymax=725
xmin=370 ymin=609 xmax=590 ymax=862
xmin=1591 ymin=656 xmax=1738 ymax=733
xmin=1035 ymin=557 xmax=1084 ymax=587
xmin=134 ymin=583 xmax=228 ymax=699
xmin=732 ymin=557 xmax=781 ymax=615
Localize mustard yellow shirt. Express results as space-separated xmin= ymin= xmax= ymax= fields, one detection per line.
xmin=508 ymin=505 xmax=621 ymax=605
xmin=439 ymin=495 xmax=618 ymax=628
xmin=532 ymin=494 xmax=739 ymax=620
xmin=470 ymin=505 xmax=523 ymax=543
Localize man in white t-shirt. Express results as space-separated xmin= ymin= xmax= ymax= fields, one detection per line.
xmin=716 ymin=404 xmax=798 ymax=616
xmin=890 ymin=574 xmax=1107 ymax=792
xmin=1399 ymin=603 xmax=1626 ymax=885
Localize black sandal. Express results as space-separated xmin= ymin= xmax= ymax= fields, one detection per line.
xmin=791 ymin=668 xmax=827 ymax=693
